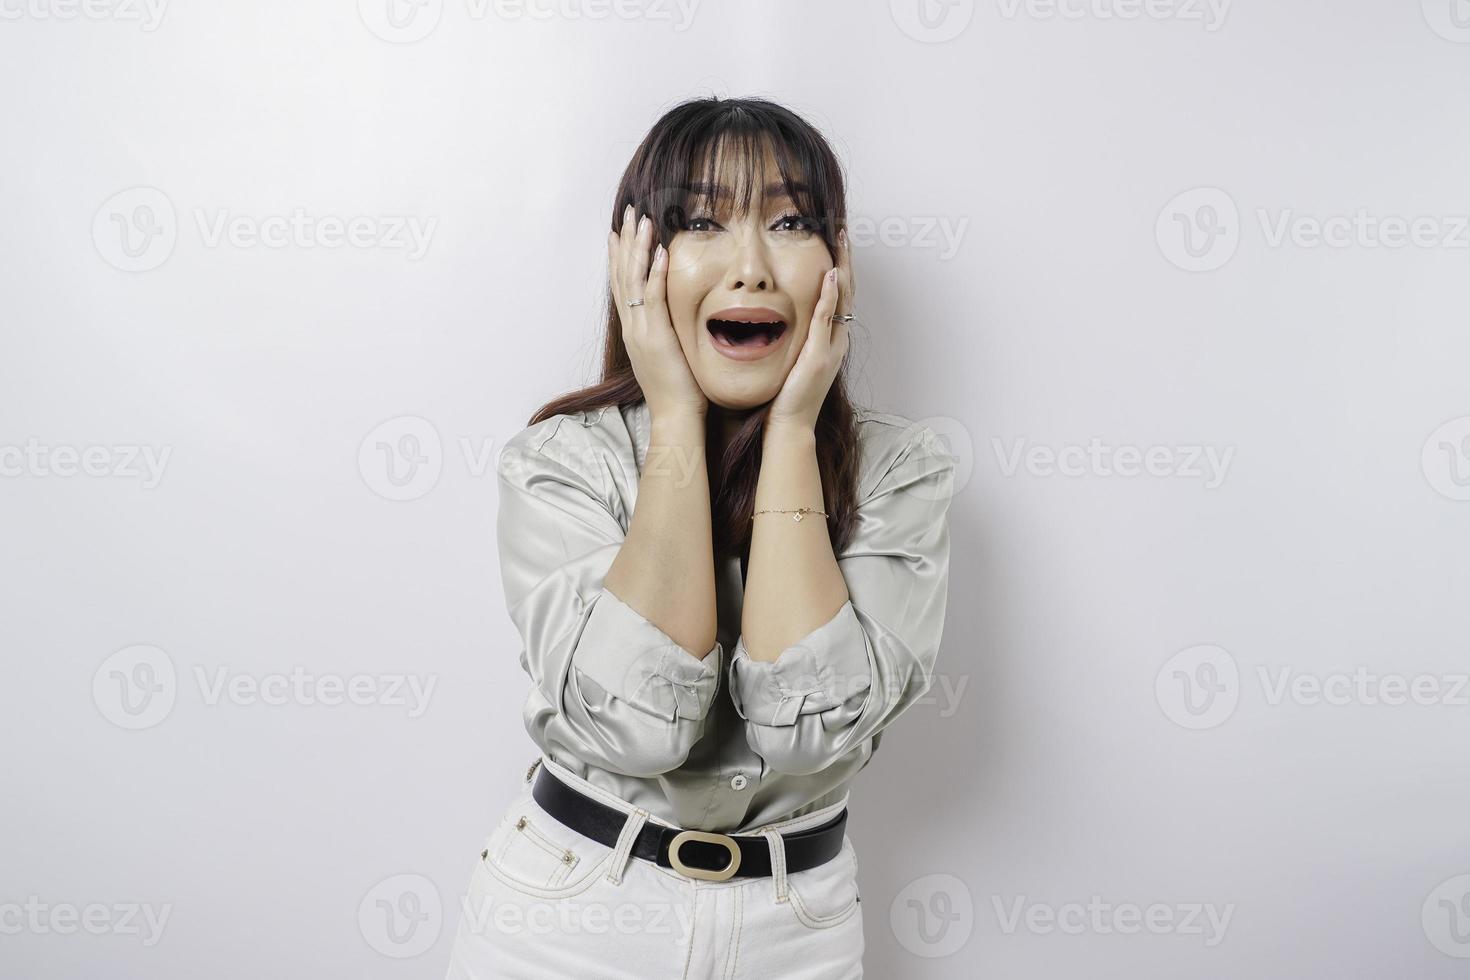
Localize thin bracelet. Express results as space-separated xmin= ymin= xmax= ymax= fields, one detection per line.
xmin=750 ymin=506 xmax=828 ymax=523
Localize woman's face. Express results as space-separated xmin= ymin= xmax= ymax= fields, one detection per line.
xmin=663 ymin=145 xmax=835 ymax=412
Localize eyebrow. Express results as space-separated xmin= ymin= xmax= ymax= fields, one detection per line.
xmin=686 ymin=180 xmax=807 ymax=200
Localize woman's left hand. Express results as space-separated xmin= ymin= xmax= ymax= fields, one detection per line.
xmin=766 ymin=229 xmax=854 ymax=433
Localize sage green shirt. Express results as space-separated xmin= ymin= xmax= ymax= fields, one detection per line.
xmin=495 ymin=399 xmax=956 ymax=834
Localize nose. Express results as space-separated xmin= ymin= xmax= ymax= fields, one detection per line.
xmin=726 ymin=223 xmax=775 ymax=292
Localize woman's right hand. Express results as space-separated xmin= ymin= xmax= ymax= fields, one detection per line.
xmin=609 ymin=204 xmax=708 ymax=422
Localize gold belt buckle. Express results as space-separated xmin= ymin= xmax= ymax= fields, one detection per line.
xmin=668 ymin=830 xmax=742 ymax=882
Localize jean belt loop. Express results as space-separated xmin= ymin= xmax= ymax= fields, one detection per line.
xmin=605 ymin=806 xmax=649 ymax=885
xmin=761 ymin=828 xmax=789 ymax=903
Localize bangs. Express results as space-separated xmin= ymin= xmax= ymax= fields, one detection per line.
xmin=684 ymin=130 xmax=818 ymax=221
xmin=630 ymin=100 xmax=843 ymax=244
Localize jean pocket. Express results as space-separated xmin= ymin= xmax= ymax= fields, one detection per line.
xmin=478 ymin=799 xmax=616 ymax=899
xmin=785 ymin=834 xmax=861 ymax=929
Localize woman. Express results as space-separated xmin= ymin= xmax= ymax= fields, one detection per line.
xmin=445 ymin=96 xmax=956 ymax=979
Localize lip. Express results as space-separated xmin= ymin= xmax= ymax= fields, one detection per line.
xmin=704 ymin=306 xmax=791 ymax=362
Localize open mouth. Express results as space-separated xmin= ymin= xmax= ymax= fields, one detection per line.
xmin=705 ymin=318 xmax=788 ymax=348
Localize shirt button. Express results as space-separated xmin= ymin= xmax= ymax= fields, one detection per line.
xmin=730 ymin=773 xmax=749 ymax=791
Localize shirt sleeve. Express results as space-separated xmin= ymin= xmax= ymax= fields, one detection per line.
xmin=728 ymin=424 xmax=956 ymax=776
xmin=496 ymin=427 xmax=722 ymax=778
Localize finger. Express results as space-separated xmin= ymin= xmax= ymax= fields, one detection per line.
xmin=825 ymin=252 xmax=851 ymax=365
xmin=644 ymin=240 xmax=668 ymax=314
xmin=832 ymin=306 xmax=851 ymax=362
xmin=836 ymin=227 xmax=855 ymax=315
xmin=608 ymin=230 xmax=622 ymax=307
xmin=618 ymin=203 xmax=637 ymax=298
xmin=628 ymin=214 xmax=653 ymax=304
xmin=809 ymin=267 xmax=839 ymax=351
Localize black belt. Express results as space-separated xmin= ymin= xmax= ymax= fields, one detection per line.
xmin=529 ymin=760 xmax=847 ymax=882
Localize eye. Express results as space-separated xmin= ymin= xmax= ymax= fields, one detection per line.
xmin=681 ymin=212 xmax=819 ymax=235
xmin=772 ymin=211 xmax=819 ymax=235
xmin=684 ymin=213 xmax=719 ymax=233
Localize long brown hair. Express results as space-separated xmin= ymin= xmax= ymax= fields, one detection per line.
xmin=529 ymin=96 xmax=862 ymax=562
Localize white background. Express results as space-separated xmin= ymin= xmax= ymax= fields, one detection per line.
xmin=3 ymin=1 xmax=1469 ymax=977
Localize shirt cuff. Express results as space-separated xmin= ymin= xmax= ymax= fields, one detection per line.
xmin=572 ymin=587 xmax=722 ymax=724
xmin=728 ymin=599 xmax=872 ymax=727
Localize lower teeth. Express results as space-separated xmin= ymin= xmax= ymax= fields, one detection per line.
xmin=713 ymin=322 xmax=779 ymax=346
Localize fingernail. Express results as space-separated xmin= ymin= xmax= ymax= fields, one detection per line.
xmin=827 ymin=268 xmax=837 ymax=284
xmin=624 ymin=204 xmax=634 ymax=223
xmin=654 ymin=243 xmax=665 ymax=263
xmin=838 ymin=228 xmax=847 ymax=247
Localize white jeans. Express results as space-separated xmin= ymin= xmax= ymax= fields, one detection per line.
xmin=444 ymin=755 xmax=866 ymax=979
